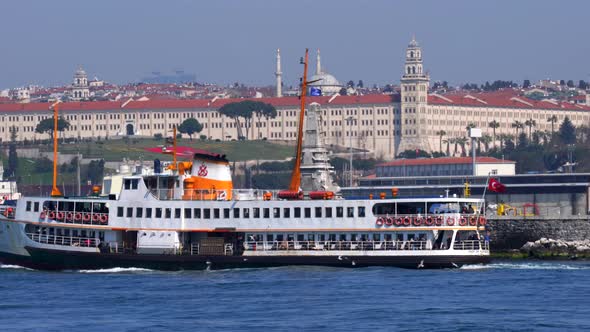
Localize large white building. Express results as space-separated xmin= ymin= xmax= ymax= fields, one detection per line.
xmin=0 ymin=39 xmax=588 ymax=159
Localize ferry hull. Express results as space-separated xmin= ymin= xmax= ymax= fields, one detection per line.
xmin=13 ymin=247 xmax=490 ymax=271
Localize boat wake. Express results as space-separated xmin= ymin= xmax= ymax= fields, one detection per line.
xmin=76 ymin=267 xmax=155 ymax=274
xmin=461 ymin=262 xmax=590 ymax=270
xmin=0 ymin=264 xmax=33 ymax=271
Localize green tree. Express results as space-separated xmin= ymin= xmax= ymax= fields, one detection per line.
xmin=517 ymin=132 xmax=528 ymax=148
xmin=488 ymin=120 xmax=500 ymax=149
xmin=35 ymin=117 xmax=71 ymax=140
xmin=523 ymin=79 xmax=531 ymax=88
xmin=435 ymin=130 xmax=446 ymax=154
xmin=480 ymin=134 xmax=492 ymax=152
xmin=177 ymin=118 xmax=203 ymax=141
xmin=566 ymin=80 xmax=575 ymax=88
xmin=253 ymin=102 xmax=277 ymax=139
xmin=524 ymin=118 xmax=536 ymax=139
xmin=456 ymin=137 xmax=468 ymax=156
xmin=86 ymin=159 xmax=105 ymax=184
xmin=547 ymin=115 xmax=558 ymax=137
xmin=4 ymin=127 xmax=18 ymax=179
xmin=511 ymin=120 xmax=524 ymax=136
xmin=559 ymin=116 xmax=576 ymax=144
xmin=397 ymin=149 xmax=431 ymax=159
xmin=218 ymin=100 xmax=274 ymax=140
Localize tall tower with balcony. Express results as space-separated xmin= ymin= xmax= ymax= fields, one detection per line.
xmin=397 ymin=37 xmax=431 ymax=155
xmin=71 ymin=66 xmax=90 ymax=101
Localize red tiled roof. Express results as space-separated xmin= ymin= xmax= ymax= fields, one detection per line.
xmin=0 ymin=94 xmax=398 ymax=113
xmin=376 ymin=157 xmax=515 ymax=167
xmin=429 ymin=91 xmax=590 ymax=111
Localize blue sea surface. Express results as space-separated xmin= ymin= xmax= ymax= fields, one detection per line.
xmin=1 ymin=260 xmax=589 ymax=332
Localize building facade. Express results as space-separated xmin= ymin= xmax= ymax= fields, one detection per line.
xmin=375 ymin=157 xmax=516 ymax=177
xmin=0 ymin=39 xmax=588 ymax=159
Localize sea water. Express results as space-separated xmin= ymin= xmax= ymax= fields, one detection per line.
xmin=1 ymin=260 xmax=589 ymax=331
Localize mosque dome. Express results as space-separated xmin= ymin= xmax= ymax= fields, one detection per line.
xmin=75 ymin=66 xmax=87 ymax=78
xmin=308 ymin=72 xmax=342 ymax=96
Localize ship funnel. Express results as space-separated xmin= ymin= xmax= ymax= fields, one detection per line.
xmin=182 ymin=152 xmax=232 ymax=200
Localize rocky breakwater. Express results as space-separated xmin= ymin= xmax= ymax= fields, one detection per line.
xmin=486 ymin=216 xmax=590 ymax=257
xmin=520 ymin=238 xmax=590 ymax=258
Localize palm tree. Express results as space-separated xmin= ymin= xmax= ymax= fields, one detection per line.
xmin=480 ymin=134 xmax=493 ymax=152
xmin=456 ymin=137 xmax=468 ymax=156
xmin=547 ymin=115 xmax=558 ymax=137
xmin=435 ymin=130 xmax=446 ymax=154
xmin=524 ymin=118 xmax=536 ymax=140
xmin=511 ymin=120 xmax=524 ymax=136
xmin=452 ymin=137 xmax=459 ymax=156
xmin=465 ymin=122 xmax=476 ymax=132
xmin=488 ymin=120 xmax=500 ymax=149
xmin=443 ymin=138 xmax=451 ymax=156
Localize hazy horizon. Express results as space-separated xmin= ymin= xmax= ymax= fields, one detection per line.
xmin=1 ymin=0 xmax=589 ymax=90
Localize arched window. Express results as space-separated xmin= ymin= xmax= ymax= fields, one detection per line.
xmin=412 ymin=67 xmax=416 ymax=74
xmin=407 ymin=67 xmax=411 ymax=74
xmin=410 ymin=51 xmax=414 ymax=58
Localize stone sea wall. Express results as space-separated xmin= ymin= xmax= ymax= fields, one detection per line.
xmin=486 ymin=216 xmax=590 ymax=250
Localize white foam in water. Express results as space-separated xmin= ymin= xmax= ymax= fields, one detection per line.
xmin=77 ymin=267 xmax=154 ymax=273
xmin=0 ymin=264 xmax=33 ymax=271
xmin=461 ymin=262 xmax=590 ymax=270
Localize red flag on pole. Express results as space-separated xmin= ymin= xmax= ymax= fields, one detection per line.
xmin=488 ymin=178 xmax=506 ymax=193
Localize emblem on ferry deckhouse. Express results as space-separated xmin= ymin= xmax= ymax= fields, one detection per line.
xmin=198 ymin=163 xmax=208 ymax=177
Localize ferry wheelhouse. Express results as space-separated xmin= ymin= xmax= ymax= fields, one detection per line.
xmin=0 ymin=50 xmax=489 ymax=270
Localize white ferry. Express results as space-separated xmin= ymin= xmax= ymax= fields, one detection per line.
xmin=0 ymin=50 xmax=489 ymax=270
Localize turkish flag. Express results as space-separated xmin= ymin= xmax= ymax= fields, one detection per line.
xmin=488 ymin=178 xmax=506 ymax=193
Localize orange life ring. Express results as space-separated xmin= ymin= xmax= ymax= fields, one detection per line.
xmin=446 ymin=217 xmax=455 ymax=226
xmin=435 ymin=216 xmax=443 ymax=226
xmin=469 ymin=216 xmax=477 ymax=226
xmin=385 ymin=217 xmax=394 ymax=226
xmin=459 ymin=217 xmax=468 ymax=226
xmin=74 ymin=213 xmax=82 ymax=221
xmin=100 ymin=214 xmax=108 ymax=224
xmin=425 ymin=216 xmax=434 ymax=226
xmin=83 ymin=213 xmax=91 ymax=222
xmin=394 ymin=217 xmax=403 ymax=226
xmin=403 ymin=216 xmax=411 ymax=226
xmin=56 ymin=212 xmax=64 ymax=220
xmin=376 ymin=217 xmax=384 ymax=226
xmin=48 ymin=211 xmax=55 ymax=219
xmin=479 ymin=216 xmax=486 ymax=226
xmin=413 ymin=217 xmax=422 ymax=226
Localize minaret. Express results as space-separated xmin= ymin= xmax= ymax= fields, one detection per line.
xmin=316 ymin=49 xmax=322 ymax=75
xmin=275 ymin=49 xmax=282 ymax=97
xmin=397 ymin=36 xmax=431 ymax=155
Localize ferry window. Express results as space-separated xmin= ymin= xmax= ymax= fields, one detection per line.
xmin=350 ymin=234 xmax=358 ymax=241
xmin=297 ymin=234 xmax=304 ymax=241
xmin=347 ymin=207 xmax=354 ymax=218
xmin=155 ymin=208 xmax=162 ymax=218
xmin=146 ymin=208 xmax=152 ymax=218
xmin=34 ymin=202 xmax=39 ymax=212
xmin=336 ymin=207 xmax=343 ymax=218
xmin=131 ymin=179 xmax=139 ymax=190
xmin=427 ymin=202 xmax=460 ymax=214
xmin=136 ymin=208 xmax=143 ymax=218
xmin=304 ymin=208 xmax=311 ymax=218
xmin=308 ymin=234 xmax=315 ymax=241
xmin=325 ymin=207 xmax=332 ymax=218
xmin=43 ymin=201 xmax=57 ymax=211
xmin=253 ymin=208 xmax=260 ymax=218
xmin=124 ymin=179 xmax=131 ymax=190
xmin=204 ymin=209 xmax=211 ymax=219
xmin=194 ymin=208 xmax=201 ymax=219
xmin=273 ymin=208 xmax=280 ymax=218
xmin=339 ymin=234 xmax=347 ymax=241
xmin=329 ymin=234 xmax=336 ymax=241
xmin=243 ymin=208 xmax=249 ymax=218
xmin=165 ymin=208 xmax=171 ymax=218
xmin=117 ymin=207 xmax=124 ymax=217
xmin=126 ymin=207 xmax=133 ymax=218
xmin=65 ymin=202 xmax=75 ymax=211
xmin=184 ymin=208 xmax=191 ymax=218
xmin=214 ymin=209 xmax=220 ymax=219
xmin=223 ymin=208 xmax=230 ymax=219
xmin=358 ymin=207 xmax=366 ymax=218
xmin=385 ymin=234 xmax=392 ymax=241
xmin=287 ymin=234 xmax=294 ymax=241
xmin=397 ymin=202 xmax=425 ymax=215
xmin=372 ymin=203 xmax=394 ymax=216
xmin=233 ymin=208 xmax=239 ymax=218
xmin=26 ymin=201 xmax=32 ymax=211
xmin=396 ymin=234 xmax=404 ymax=241
xmin=318 ymin=234 xmax=325 ymax=241
xmin=294 ymin=207 xmax=301 ymax=218
xmin=175 ymin=208 xmax=181 ymax=218
xmin=266 ymin=234 xmax=274 ymax=242
xmin=373 ymin=233 xmax=381 ymax=241
xmin=315 ymin=207 xmax=322 ymax=218
xmin=283 ymin=208 xmax=290 ymax=218
xmin=263 ymin=208 xmax=270 ymax=218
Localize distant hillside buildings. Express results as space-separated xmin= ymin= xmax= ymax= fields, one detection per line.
xmin=0 ymin=38 xmax=589 ymax=159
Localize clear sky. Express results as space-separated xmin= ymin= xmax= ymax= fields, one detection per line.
xmin=1 ymin=0 xmax=588 ymax=90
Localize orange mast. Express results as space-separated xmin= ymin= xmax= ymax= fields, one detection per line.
xmin=288 ymin=48 xmax=309 ymax=192
xmin=50 ymin=102 xmax=62 ymax=197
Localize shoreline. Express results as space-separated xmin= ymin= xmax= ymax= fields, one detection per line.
xmin=491 ymin=250 xmax=590 ymax=260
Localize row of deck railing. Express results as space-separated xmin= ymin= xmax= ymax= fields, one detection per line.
xmin=26 ymin=232 xmax=99 ymax=248
xmin=244 ymin=240 xmax=489 ymax=251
